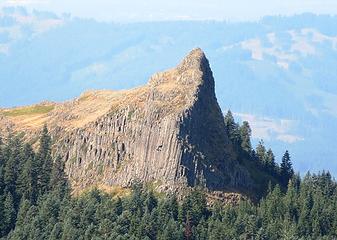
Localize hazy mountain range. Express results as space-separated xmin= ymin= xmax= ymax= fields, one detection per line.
xmin=1 ymin=6 xmax=337 ymax=175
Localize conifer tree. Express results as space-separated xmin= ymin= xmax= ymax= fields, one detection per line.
xmin=3 ymin=191 xmax=16 ymax=235
xmin=36 ymin=125 xmax=53 ymax=195
xmin=266 ymin=149 xmax=276 ymax=171
xmin=16 ymin=157 xmax=33 ymax=201
xmin=280 ymin=150 xmax=294 ymax=185
xmin=22 ymin=143 xmax=35 ymax=163
xmin=4 ymin=155 xmax=17 ymax=195
xmin=256 ymin=140 xmax=266 ymax=163
xmin=297 ymin=191 xmax=313 ymax=236
xmin=50 ymin=155 xmax=68 ymax=197
xmin=169 ymin=195 xmax=179 ymax=221
xmin=224 ymin=110 xmax=241 ymax=146
xmin=16 ymin=144 xmax=35 ymax=200
xmin=113 ymin=197 xmax=123 ymax=216
xmin=239 ymin=121 xmax=252 ymax=153
xmin=15 ymin=199 xmax=31 ymax=227
xmin=144 ymin=190 xmax=157 ymax=212
xmin=284 ymin=180 xmax=298 ymax=221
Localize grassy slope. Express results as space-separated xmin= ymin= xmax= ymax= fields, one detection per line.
xmin=1 ymin=105 xmax=55 ymax=117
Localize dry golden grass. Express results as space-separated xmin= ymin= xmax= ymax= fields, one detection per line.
xmin=0 ymin=64 xmax=198 ymax=136
xmin=0 ymin=87 xmax=149 ymax=132
xmin=1 ymin=104 xmax=55 ymax=117
xmin=67 ymin=87 xmax=149 ymax=128
xmin=0 ymin=103 xmax=55 ymax=132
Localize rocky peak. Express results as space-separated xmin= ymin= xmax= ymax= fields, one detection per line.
xmin=0 ymin=48 xmax=253 ymax=197
xmin=149 ymin=48 xmax=213 ymax=90
xmin=177 ymin=48 xmax=207 ymax=71
xmin=177 ymin=48 xmax=215 ymax=94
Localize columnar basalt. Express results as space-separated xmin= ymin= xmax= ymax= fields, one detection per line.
xmin=0 ymin=48 xmax=252 ymax=195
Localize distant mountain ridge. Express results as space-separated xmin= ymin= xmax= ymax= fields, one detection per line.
xmin=1 ymin=7 xmax=337 ymax=175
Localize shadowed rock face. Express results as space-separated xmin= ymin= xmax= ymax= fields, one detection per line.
xmin=0 ymin=48 xmax=252 ymax=194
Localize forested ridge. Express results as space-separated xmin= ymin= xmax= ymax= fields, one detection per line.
xmin=1 ymin=123 xmax=337 ymax=239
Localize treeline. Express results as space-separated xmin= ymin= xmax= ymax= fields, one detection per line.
xmin=1 ymin=127 xmax=337 ymax=239
xmin=224 ymin=110 xmax=295 ymax=187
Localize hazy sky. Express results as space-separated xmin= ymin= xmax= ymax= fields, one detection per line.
xmin=1 ymin=0 xmax=337 ymax=22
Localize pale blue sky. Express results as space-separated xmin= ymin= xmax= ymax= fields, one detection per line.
xmin=1 ymin=0 xmax=337 ymax=22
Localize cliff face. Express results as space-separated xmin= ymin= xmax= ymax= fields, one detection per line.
xmin=0 ymin=49 xmax=252 ymax=195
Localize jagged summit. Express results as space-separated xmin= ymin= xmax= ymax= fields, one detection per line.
xmin=0 ymin=49 xmax=252 ymax=198
xmin=178 ymin=48 xmax=215 ymax=92
xmin=150 ymin=48 xmax=212 ymax=86
xmin=177 ymin=48 xmax=207 ymax=71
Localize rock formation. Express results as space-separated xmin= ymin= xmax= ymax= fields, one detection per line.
xmin=0 ymin=48 xmax=252 ymax=195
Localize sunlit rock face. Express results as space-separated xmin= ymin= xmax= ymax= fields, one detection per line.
xmin=0 ymin=49 xmax=252 ymax=195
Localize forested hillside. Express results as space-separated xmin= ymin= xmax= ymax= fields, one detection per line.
xmin=1 ymin=125 xmax=336 ymax=239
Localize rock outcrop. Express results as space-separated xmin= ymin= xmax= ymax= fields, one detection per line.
xmin=0 ymin=48 xmax=252 ymax=195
